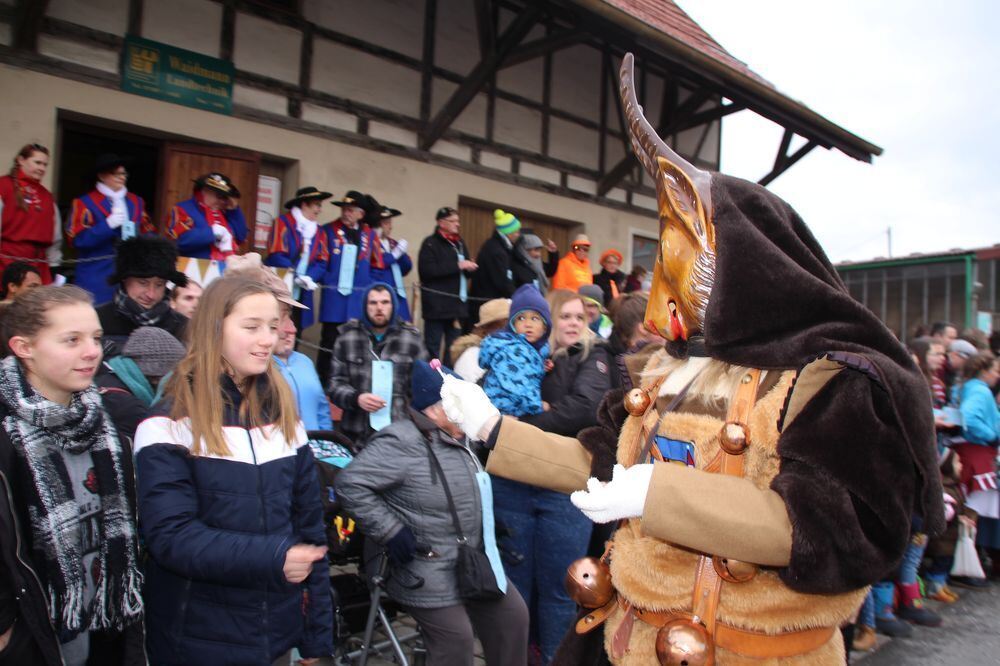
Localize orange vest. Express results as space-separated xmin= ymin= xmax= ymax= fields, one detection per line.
xmin=551 ymin=253 xmax=593 ymax=291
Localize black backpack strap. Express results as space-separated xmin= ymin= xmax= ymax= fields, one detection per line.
xmin=422 ymin=437 xmax=466 ymax=543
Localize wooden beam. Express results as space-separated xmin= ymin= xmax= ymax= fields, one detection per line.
xmin=299 ymin=22 xmax=313 ymax=91
xmin=758 ymin=140 xmax=817 ymax=186
xmin=541 ymin=24 xmax=552 ymax=156
xmin=773 ymin=128 xmax=793 ymax=171
xmin=127 ymin=0 xmax=143 ymax=36
xmin=419 ymin=0 xmax=437 ymax=122
xmin=502 ymin=29 xmax=584 ymax=69
xmin=601 ymin=47 xmax=632 ymax=193
xmin=220 ymin=0 xmax=235 ymax=61
xmin=473 ymin=0 xmax=495 ymax=60
xmin=13 ymin=0 xmax=50 ymax=51
xmin=598 ymin=44 xmax=608 ymax=173
xmin=419 ymin=5 xmax=540 ymax=151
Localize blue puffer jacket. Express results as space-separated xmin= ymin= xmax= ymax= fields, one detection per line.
xmin=134 ymin=376 xmax=333 ymax=665
xmin=479 ymin=331 xmax=548 ymax=417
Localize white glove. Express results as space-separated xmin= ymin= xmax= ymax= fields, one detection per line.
xmin=212 ymin=223 xmax=233 ymax=252
xmin=106 ymin=211 xmax=127 ymax=230
xmin=294 ymin=275 xmax=318 ymax=291
xmin=440 ymin=374 xmax=500 ymax=441
xmin=391 ymin=238 xmax=409 ymax=259
xmin=571 ymin=464 xmax=654 ymax=524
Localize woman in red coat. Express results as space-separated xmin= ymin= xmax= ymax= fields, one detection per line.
xmin=0 ymin=144 xmax=61 ymax=283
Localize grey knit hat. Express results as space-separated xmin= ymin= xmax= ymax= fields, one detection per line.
xmin=521 ymin=234 xmax=544 ymax=250
xmin=123 ymin=326 xmax=187 ymax=378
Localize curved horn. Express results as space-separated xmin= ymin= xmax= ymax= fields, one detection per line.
xmin=619 ymin=53 xmax=712 ymax=215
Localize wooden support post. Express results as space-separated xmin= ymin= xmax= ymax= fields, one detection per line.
xmin=419 ymin=5 xmax=540 ymax=151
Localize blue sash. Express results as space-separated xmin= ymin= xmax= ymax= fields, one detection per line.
xmin=457 ymin=252 xmax=468 ymax=303
xmin=369 ymin=359 xmax=393 ymax=431
xmin=338 ymin=243 xmax=359 ymax=296
xmin=475 ymin=471 xmax=508 ymax=593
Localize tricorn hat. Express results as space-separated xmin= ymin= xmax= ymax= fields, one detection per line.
xmin=333 ymin=190 xmax=367 ymax=208
xmin=93 ymin=153 xmax=130 ymax=176
xmin=193 ymin=173 xmax=237 ymax=197
xmin=108 ymin=236 xmax=188 ymax=286
xmin=380 ymin=206 xmax=402 ymax=220
xmin=284 ymin=186 xmax=333 ymax=210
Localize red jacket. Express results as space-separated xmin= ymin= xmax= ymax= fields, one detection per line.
xmin=0 ymin=172 xmax=56 ymax=245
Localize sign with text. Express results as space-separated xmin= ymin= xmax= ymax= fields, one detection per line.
xmin=121 ymin=35 xmax=234 ymax=115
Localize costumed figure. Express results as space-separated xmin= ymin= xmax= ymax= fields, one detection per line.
xmin=369 ymin=205 xmax=413 ymax=322
xmin=264 ymin=186 xmax=332 ymax=330
xmin=316 ymin=190 xmax=376 ymax=388
xmin=65 ymin=154 xmax=154 ymax=304
xmin=0 ymin=144 xmax=61 ymax=283
xmin=165 ymin=173 xmax=246 ymax=260
xmin=439 ymin=54 xmax=943 ymax=665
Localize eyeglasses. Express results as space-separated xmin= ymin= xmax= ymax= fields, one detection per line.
xmin=574 ymin=245 xmax=590 ymax=252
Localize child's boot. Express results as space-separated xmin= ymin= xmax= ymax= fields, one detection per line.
xmin=872 ymin=582 xmax=912 ymax=637
xmin=897 ymin=582 xmax=942 ymax=626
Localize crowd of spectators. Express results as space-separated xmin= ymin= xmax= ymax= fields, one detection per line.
xmin=2 ymin=139 xmax=998 ymax=664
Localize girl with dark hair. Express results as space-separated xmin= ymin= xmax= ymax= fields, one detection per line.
xmin=134 ymin=275 xmax=333 ymax=665
xmin=0 ymin=144 xmax=61 ymax=283
xmin=0 ymin=285 xmax=145 ymax=666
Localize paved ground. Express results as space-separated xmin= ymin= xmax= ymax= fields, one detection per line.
xmin=858 ymin=581 xmax=1000 ymax=665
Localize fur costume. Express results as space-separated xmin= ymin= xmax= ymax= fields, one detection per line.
xmin=482 ymin=54 xmax=942 ymax=665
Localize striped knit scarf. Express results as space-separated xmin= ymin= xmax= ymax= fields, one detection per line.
xmin=0 ymin=357 xmax=143 ymax=635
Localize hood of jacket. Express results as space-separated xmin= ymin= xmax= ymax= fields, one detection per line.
xmin=360 ymin=281 xmax=401 ymax=332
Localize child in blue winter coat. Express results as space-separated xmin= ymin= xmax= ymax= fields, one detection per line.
xmin=479 ymin=284 xmax=550 ymax=417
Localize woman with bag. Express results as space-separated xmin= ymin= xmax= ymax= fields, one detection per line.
xmin=336 ymin=360 xmax=529 ymax=666
xmin=133 ymin=275 xmax=333 ymax=665
xmin=494 ymin=289 xmax=612 ymax=664
xmin=0 ymin=285 xmax=145 ymax=665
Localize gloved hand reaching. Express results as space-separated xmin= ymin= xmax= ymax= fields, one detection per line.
xmin=439 ymin=374 xmax=500 ymax=441
xmin=571 ymin=463 xmax=654 ymax=523
xmin=212 ymin=223 xmax=234 ymax=252
xmin=391 ymin=238 xmax=409 ymax=259
xmin=386 ymin=526 xmax=417 ymax=566
xmin=294 ymin=275 xmax=318 ymax=291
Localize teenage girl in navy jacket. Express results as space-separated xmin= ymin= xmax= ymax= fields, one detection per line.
xmin=134 ymin=275 xmax=333 ymax=665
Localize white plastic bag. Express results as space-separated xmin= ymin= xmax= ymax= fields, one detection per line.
xmin=950 ymin=523 xmax=987 ymax=578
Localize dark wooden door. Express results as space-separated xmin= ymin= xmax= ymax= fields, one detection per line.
xmin=157 ymin=142 xmax=261 ymax=252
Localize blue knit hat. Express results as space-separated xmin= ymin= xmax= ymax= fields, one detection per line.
xmin=411 ymin=360 xmax=460 ymax=411
xmin=508 ymin=284 xmax=551 ymax=334
xmin=494 ymin=209 xmax=522 ymax=236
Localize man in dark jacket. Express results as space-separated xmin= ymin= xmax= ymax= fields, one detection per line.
xmin=95 ymin=236 xmax=189 ymax=351
xmin=469 ymin=209 xmax=520 ymax=326
xmin=328 ymin=282 xmax=428 ymax=446
xmin=417 ymin=207 xmax=477 ymax=365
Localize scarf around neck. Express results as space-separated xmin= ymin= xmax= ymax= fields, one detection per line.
xmin=96 ymin=182 xmax=128 ymax=221
xmin=114 ymin=287 xmax=172 ymax=328
xmin=0 ymin=357 xmax=143 ymax=635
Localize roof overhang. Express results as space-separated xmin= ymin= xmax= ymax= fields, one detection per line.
xmin=569 ymin=0 xmax=882 ymax=164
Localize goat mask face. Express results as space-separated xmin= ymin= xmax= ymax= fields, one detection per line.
xmin=620 ymin=54 xmax=716 ymax=342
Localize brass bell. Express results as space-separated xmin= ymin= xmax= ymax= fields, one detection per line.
xmin=713 ymin=555 xmax=757 ymax=583
xmin=655 ymin=618 xmax=713 ymax=666
xmin=719 ymin=422 xmax=749 ymax=455
xmin=624 ymin=388 xmax=652 ymax=416
xmin=564 ymin=557 xmax=613 ymax=608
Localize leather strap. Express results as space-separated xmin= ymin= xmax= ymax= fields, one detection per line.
xmin=625 ymin=600 xmax=836 ymax=659
xmin=575 ymin=598 xmax=617 ymax=635
xmin=688 ymin=368 xmax=762 ymax=663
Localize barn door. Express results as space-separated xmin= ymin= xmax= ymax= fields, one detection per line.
xmin=157 ymin=142 xmax=261 ymax=251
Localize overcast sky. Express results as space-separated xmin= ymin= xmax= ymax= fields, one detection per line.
xmin=676 ymin=0 xmax=999 ymax=263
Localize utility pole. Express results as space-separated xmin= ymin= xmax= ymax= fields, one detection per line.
xmin=887 ymin=226 xmax=892 ymax=258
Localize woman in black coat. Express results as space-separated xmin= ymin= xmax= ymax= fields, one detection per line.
xmin=493 ymin=289 xmax=612 ymax=663
xmin=417 ymin=214 xmax=477 ymax=363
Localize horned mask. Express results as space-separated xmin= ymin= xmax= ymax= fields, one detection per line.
xmin=620 ymin=53 xmax=716 ymax=342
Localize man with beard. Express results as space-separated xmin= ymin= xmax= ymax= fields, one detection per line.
xmin=328 ymin=283 xmax=426 ymax=446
